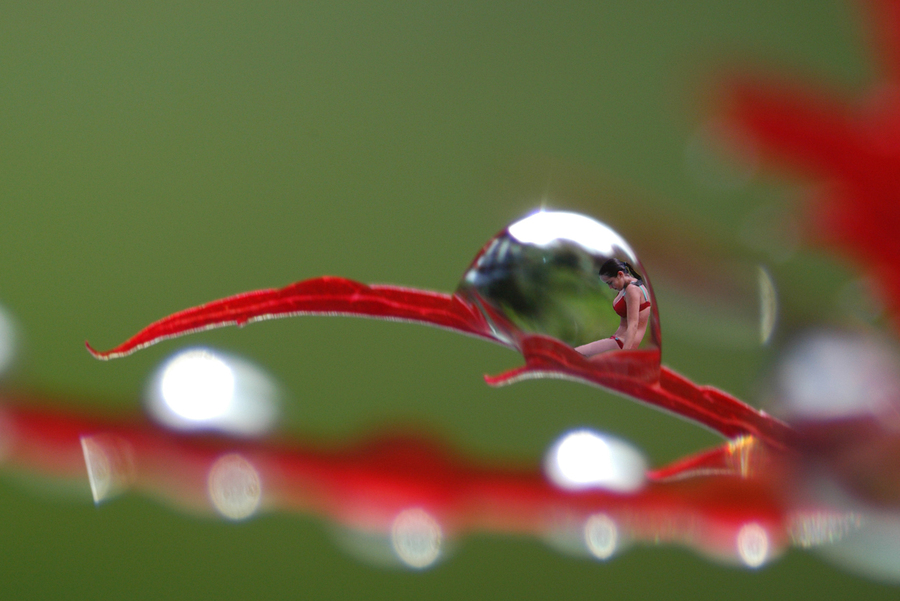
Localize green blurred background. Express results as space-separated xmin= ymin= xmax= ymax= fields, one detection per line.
xmin=1 ymin=1 xmax=896 ymax=599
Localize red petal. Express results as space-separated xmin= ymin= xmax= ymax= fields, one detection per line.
xmin=724 ymin=76 xmax=862 ymax=178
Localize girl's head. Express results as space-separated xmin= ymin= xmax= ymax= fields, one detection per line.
xmin=599 ymin=258 xmax=641 ymax=290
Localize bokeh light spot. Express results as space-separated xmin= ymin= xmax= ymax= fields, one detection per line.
xmin=207 ymin=453 xmax=262 ymax=521
xmin=544 ymin=429 xmax=646 ymax=492
xmin=736 ymin=522 xmax=770 ymax=568
xmin=391 ymin=508 xmax=443 ymax=569
xmin=160 ymin=349 xmax=235 ymax=421
xmin=584 ymin=513 xmax=619 ymax=560
xmin=146 ymin=347 xmax=281 ymax=436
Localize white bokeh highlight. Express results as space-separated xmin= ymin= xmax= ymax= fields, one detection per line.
xmin=544 ymin=429 xmax=647 ymax=493
xmin=391 ymin=508 xmax=443 ymax=569
xmin=736 ymin=522 xmax=770 ymax=568
xmin=584 ymin=513 xmax=619 ymax=560
xmin=145 ymin=347 xmax=281 ymax=436
xmin=207 ymin=453 xmax=262 ymax=521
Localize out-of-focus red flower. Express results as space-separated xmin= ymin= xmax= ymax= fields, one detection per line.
xmin=723 ymin=0 xmax=900 ymax=330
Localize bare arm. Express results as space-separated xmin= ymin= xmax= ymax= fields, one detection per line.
xmin=621 ymin=285 xmax=643 ymax=349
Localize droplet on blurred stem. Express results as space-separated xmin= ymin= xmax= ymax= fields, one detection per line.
xmin=457 ymin=210 xmax=660 ymax=363
xmin=736 ymin=522 xmax=771 ymax=568
xmin=332 ymin=508 xmax=447 ymax=570
xmin=544 ymin=428 xmax=647 ymax=493
xmin=207 ymin=453 xmax=262 ymax=521
xmin=145 ymin=347 xmax=281 ymax=436
xmin=391 ymin=508 xmax=443 ymax=569
xmin=584 ymin=513 xmax=620 ymax=560
xmin=0 ymin=304 xmax=19 ymax=379
xmin=80 ymin=434 xmax=135 ymax=504
xmin=758 ymin=266 xmax=778 ymax=345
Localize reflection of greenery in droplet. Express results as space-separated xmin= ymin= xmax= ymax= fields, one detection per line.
xmin=462 ymin=237 xmax=620 ymax=346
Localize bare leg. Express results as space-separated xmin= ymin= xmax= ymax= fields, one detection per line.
xmin=575 ymin=338 xmax=620 ymax=357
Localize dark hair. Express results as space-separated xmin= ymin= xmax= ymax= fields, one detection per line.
xmin=599 ymin=258 xmax=641 ymax=280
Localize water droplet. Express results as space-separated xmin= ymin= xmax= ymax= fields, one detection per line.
xmin=544 ymin=428 xmax=647 ymax=493
xmin=0 ymin=304 xmax=18 ymax=379
xmin=584 ymin=513 xmax=619 ymax=560
xmin=80 ymin=434 xmax=135 ymax=504
xmin=207 ymin=453 xmax=262 ymax=521
xmin=145 ymin=347 xmax=281 ymax=436
xmin=391 ymin=508 xmax=443 ymax=569
xmin=736 ymin=522 xmax=770 ymax=568
xmin=457 ymin=210 xmax=660 ymax=359
xmin=757 ymin=266 xmax=778 ymax=345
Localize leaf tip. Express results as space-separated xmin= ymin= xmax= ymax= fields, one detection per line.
xmin=85 ymin=341 xmax=111 ymax=361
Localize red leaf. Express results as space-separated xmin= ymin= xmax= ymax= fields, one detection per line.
xmin=485 ymin=335 xmax=793 ymax=449
xmin=86 ymin=277 xmax=499 ymax=360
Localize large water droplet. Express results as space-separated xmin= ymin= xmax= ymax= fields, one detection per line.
xmin=457 ymin=210 xmax=660 ymax=358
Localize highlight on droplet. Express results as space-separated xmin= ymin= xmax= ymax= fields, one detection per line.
xmin=736 ymin=522 xmax=770 ymax=568
xmin=544 ymin=429 xmax=647 ymax=493
xmin=80 ymin=434 xmax=136 ymax=504
xmin=207 ymin=453 xmax=262 ymax=521
xmin=507 ymin=210 xmax=632 ymax=257
xmin=390 ymin=507 xmax=443 ymax=569
xmin=584 ymin=513 xmax=619 ymax=560
xmin=145 ymin=347 xmax=281 ymax=436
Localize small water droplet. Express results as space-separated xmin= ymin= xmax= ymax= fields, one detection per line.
xmin=0 ymin=304 xmax=19 ymax=379
xmin=207 ymin=453 xmax=262 ymax=521
xmin=457 ymin=210 xmax=660 ymax=360
xmin=584 ymin=513 xmax=619 ymax=560
xmin=757 ymin=266 xmax=778 ymax=345
xmin=736 ymin=522 xmax=770 ymax=568
xmin=80 ymin=434 xmax=135 ymax=504
xmin=391 ymin=508 xmax=443 ymax=569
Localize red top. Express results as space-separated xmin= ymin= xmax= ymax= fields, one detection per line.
xmin=613 ymin=283 xmax=651 ymax=318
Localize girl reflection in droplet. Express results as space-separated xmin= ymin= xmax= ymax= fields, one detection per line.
xmin=576 ymin=259 xmax=651 ymax=356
